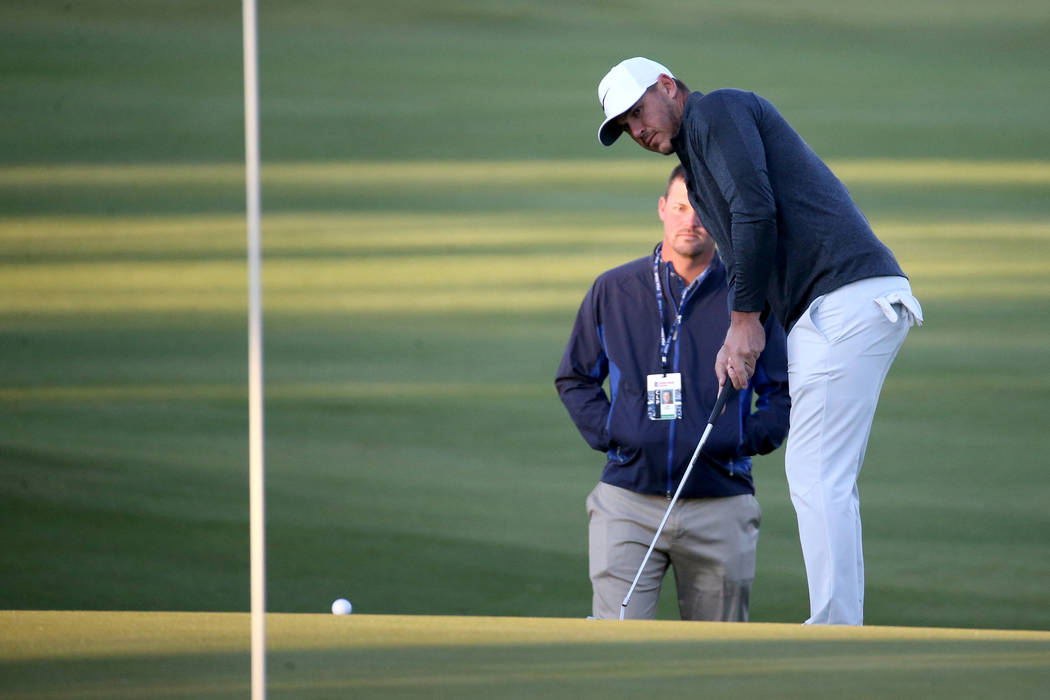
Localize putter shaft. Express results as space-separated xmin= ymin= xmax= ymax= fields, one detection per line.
xmin=618 ymin=383 xmax=732 ymax=620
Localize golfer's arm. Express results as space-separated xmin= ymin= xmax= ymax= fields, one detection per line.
xmin=695 ymin=93 xmax=777 ymax=313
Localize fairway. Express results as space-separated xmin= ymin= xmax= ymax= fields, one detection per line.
xmin=3 ymin=611 xmax=1050 ymax=699
xmin=3 ymin=155 xmax=1049 ymax=627
xmin=2 ymin=4 xmax=1050 ymax=694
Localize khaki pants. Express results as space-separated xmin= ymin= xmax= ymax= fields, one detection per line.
xmin=587 ymin=481 xmax=761 ymax=621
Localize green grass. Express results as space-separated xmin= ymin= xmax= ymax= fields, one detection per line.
xmin=4 ymin=1 xmax=1049 ymax=163
xmin=1 ymin=0 xmax=1049 ymax=645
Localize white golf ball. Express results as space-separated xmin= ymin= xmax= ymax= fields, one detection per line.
xmin=331 ymin=598 xmax=353 ymax=615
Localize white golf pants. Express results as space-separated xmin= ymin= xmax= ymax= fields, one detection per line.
xmin=785 ymin=276 xmax=922 ymax=625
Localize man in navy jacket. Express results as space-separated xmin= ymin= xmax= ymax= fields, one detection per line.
xmin=556 ymin=166 xmax=790 ymax=621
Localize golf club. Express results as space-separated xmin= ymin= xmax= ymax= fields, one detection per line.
xmin=619 ymin=381 xmax=734 ymax=620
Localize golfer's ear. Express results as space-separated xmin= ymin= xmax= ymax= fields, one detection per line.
xmin=657 ymin=74 xmax=677 ymax=97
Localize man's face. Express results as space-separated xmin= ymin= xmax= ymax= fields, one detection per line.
xmin=659 ymin=177 xmax=713 ymax=259
xmin=615 ymin=77 xmax=682 ymax=155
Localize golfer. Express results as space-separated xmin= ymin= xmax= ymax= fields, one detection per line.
xmin=594 ymin=57 xmax=923 ymax=625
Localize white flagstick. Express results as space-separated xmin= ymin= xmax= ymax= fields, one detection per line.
xmin=242 ymin=0 xmax=266 ymax=697
xmin=619 ymin=383 xmax=732 ymax=620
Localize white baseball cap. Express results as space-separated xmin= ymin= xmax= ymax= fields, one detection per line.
xmin=597 ymin=57 xmax=675 ymax=146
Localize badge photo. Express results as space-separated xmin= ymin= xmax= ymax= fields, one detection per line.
xmin=647 ymin=373 xmax=682 ymax=420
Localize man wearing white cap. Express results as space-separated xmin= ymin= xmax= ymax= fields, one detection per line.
xmin=595 ymin=57 xmax=923 ymax=626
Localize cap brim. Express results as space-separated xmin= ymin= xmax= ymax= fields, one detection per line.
xmin=598 ymin=114 xmax=624 ymax=146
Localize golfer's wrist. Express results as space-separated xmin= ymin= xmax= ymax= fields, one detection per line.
xmin=730 ymin=310 xmax=762 ymax=327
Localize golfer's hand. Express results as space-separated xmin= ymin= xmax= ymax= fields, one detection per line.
xmin=716 ymin=312 xmax=766 ymax=390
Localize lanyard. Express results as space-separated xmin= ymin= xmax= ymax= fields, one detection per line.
xmin=652 ymin=243 xmax=703 ymax=373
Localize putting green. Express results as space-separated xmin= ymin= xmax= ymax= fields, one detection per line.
xmin=2 ymin=612 xmax=1049 ymax=699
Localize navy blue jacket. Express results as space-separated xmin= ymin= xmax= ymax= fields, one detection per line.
xmin=555 ymin=251 xmax=790 ymax=499
xmin=673 ymin=89 xmax=905 ymax=331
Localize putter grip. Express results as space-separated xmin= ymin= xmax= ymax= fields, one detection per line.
xmin=707 ymin=383 xmax=733 ymax=424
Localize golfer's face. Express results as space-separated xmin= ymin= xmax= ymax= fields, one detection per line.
xmin=617 ymin=86 xmax=679 ymax=155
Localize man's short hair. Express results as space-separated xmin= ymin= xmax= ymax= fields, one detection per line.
xmin=666 ymin=164 xmax=686 ymax=196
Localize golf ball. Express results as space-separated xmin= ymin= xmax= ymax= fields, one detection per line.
xmin=331 ymin=598 xmax=353 ymax=615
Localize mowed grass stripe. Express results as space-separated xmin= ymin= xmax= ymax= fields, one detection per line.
xmin=4 ymin=260 xmax=1049 ymax=313
xmin=3 ymin=215 xmax=1048 ymax=254
xmin=2 ymin=159 xmax=1050 ymax=186
xmin=6 ymin=652 xmax=1048 ymax=700
xmin=2 ymin=213 xmax=1049 ymax=314
xmin=285 ymin=651 xmax=1050 ymax=687
xmin=0 ymin=213 xmax=648 ymax=254
xmin=2 ymin=374 xmax=1049 ymax=404
xmin=0 ymin=381 xmax=551 ymax=403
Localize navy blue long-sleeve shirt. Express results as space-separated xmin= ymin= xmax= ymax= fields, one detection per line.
xmin=672 ymin=90 xmax=905 ymax=331
xmin=555 ymin=252 xmax=790 ymax=499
